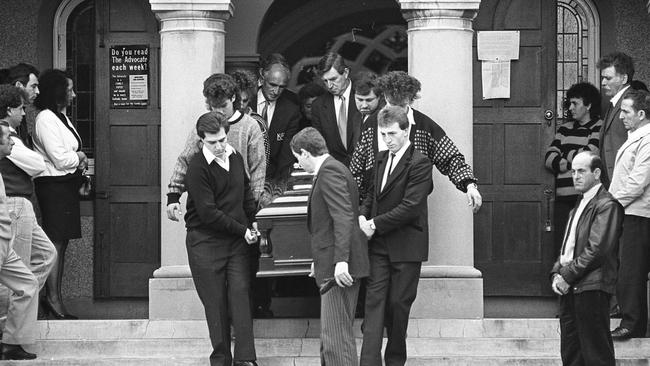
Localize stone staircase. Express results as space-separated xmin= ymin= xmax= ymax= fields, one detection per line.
xmin=6 ymin=318 xmax=649 ymax=365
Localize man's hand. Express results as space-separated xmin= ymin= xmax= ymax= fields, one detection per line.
xmin=334 ymin=261 xmax=353 ymax=287
xmin=551 ymin=274 xmax=570 ymax=296
xmin=244 ymin=228 xmax=258 ymax=244
xmin=166 ymin=203 xmax=182 ymax=221
xmin=359 ymin=216 xmax=375 ymax=239
xmin=466 ymin=184 xmax=482 ymax=213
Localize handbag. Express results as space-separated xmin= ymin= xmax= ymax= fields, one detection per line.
xmin=78 ymin=174 xmax=92 ymax=198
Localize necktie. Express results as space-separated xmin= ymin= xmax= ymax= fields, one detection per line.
xmin=381 ymin=153 xmax=396 ymax=192
xmin=338 ymin=95 xmax=347 ymax=149
xmin=261 ymin=101 xmax=269 ymax=125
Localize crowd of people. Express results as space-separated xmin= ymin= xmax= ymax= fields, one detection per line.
xmin=546 ymin=51 xmax=650 ymax=366
xmin=0 ymin=49 xmax=646 ymax=365
xmin=0 ymin=63 xmax=87 ymax=360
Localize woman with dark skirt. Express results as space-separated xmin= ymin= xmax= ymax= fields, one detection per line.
xmin=32 ymin=69 xmax=87 ymax=319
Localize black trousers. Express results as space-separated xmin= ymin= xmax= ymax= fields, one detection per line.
xmin=617 ymin=215 xmax=650 ymax=337
xmin=360 ymin=241 xmax=422 ymax=366
xmin=248 ymin=244 xmax=272 ymax=312
xmin=560 ymin=290 xmax=615 ymax=366
xmin=186 ymin=229 xmax=256 ymax=366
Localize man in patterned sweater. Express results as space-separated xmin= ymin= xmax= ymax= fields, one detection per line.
xmin=349 ymin=71 xmax=482 ymax=212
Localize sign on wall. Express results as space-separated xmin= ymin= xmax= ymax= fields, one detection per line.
xmin=110 ymin=45 xmax=149 ymax=108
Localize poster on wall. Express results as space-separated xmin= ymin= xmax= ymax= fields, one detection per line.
xmin=110 ymin=45 xmax=149 ymax=108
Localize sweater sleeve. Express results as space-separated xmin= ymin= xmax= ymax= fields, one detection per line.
xmin=246 ymin=120 xmax=267 ymax=200
xmin=167 ymin=129 xmax=201 ymax=205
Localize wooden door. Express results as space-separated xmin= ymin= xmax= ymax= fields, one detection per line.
xmin=473 ymin=0 xmax=557 ymax=296
xmin=94 ymin=0 xmax=161 ymax=297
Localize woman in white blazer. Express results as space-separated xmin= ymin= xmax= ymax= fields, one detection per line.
xmin=32 ymin=69 xmax=87 ymax=320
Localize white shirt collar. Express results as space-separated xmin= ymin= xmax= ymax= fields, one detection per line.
xmin=202 ymin=144 xmax=234 ymax=165
xmin=582 ymin=183 xmax=602 ymax=202
xmin=228 ymin=110 xmax=241 ymax=122
xmin=312 ymin=154 xmax=330 ymax=176
xmin=389 ymin=140 xmax=411 ymax=165
xmin=611 ymin=85 xmax=631 ymax=106
xmin=341 ymin=79 xmax=352 ymax=101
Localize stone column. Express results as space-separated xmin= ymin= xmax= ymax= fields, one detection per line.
xmin=149 ymin=0 xmax=233 ymax=319
xmin=399 ymin=0 xmax=484 ymax=318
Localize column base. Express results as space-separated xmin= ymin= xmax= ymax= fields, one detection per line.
xmin=410 ymin=266 xmax=484 ymax=318
xmin=149 ymin=265 xmax=205 ymax=320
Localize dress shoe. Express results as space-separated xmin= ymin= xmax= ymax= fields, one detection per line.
xmin=1 ymin=344 xmax=37 ymax=360
xmin=41 ymin=298 xmax=78 ymax=320
xmin=611 ymin=326 xmax=633 ymax=340
xmin=233 ymin=361 xmax=258 ymax=366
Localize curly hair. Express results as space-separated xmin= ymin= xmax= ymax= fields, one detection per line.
xmin=202 ymin=73 xmax=237 ymax=107
xmin=376 ymin=71 xmax=420 ymax=105
xmin=33 ymin=69 xmax=69 ymax=112
xmin=0 ymin=85 xmax=25 ymax=119
xmin=565 ymin=82 xmax=601 ymax=121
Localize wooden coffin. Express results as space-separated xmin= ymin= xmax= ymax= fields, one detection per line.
xmin=255 ymin=169 xmax=314 ymax=277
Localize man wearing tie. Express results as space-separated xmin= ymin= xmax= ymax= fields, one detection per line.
xmin=312 ymin=52 xmax=362 ymax=165
xmin=550 ymin=151 xmax=623 ymax=366
xmin=597 ymin=52 xmax=635 ymax=188
xmin=358 ymin=106 xmax=433 ymax=366
xmin=291 ymin=127 xmax=369 ymax=366
xmin=256 ymin=54 xmax=302 ymax=183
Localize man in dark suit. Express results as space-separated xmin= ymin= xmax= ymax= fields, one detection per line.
xmin=312 ymin=52 xmax=362 ymax=165
xmin=550 ymin=151 xmax=624 ymax=366
xmin=597 ymin=52 xmax=635 ymax=188
xmin=290 ymin=127 xmax=369 ymax=366
xmin=256 ymin=53 xmax=301 ymax=182
xmin=358 ymin=106 xmax=433 ymax=366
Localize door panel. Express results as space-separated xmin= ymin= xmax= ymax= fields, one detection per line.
xmin=473 ymin=0 xmax=556 ymax=296
xmin=94 ymin=0 xmax=160 ymax=298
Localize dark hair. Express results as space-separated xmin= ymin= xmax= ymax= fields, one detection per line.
xmin=377 ymin=71 xmax=420 ymax=105
xmin=229 ymin=69 xmax=258 ymax=110
xmin=196 ymin=112 xmax=229 ymax=139
xmin=317 ymin=52 xmax=348 ymax=76
xmin=290 ymin=127 xmax=328 ymax=156
xmin=0 ymin=85 xmax=25 ymax=119
xmin=378 ymin=105 xmax=409 ymax=130
xmin=7 ymin=63 xmax=39 ymax=86
xmin=631 ymin=80 xmax=648 ymax=92
xmin=298 ymin=82 xmax=326 ymax=102
xmin=260 ymin=53 xmax=290 ymax=74
xmin=579 ymin=151 xmax=604 ymax=174
xmin=353 ymin=71 xmax=380 ymax=96
xmin=33 ymin=69 xmax=69 ymax=112
xmin=597 ymin=52 xmax=634 ymax=83
xmin=565 ymin=82 xmax=601 ymax=121
xmin=203 ymin=74 xmax=237 ymax=108
xmin=623 ymin=89 xmax=650 ymax=117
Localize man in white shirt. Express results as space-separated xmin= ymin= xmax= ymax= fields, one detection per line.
xmin=609 ymin=90 xmax=650 ymax=340
xmin=550 ymin=151 xmax=623 ymax=366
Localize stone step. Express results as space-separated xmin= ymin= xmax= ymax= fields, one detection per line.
xmin=23 ymin=337 xmax=650 ymax=359
xmin=36 ymin=318 xmax=626 ymax=340
xmin=2 ymin=357 xmax=650 ymax=366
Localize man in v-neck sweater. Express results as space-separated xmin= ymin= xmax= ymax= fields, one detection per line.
xmin=184 ymin=113 xmax=259 ymax=366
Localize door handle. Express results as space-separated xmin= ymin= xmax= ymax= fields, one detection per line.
xmin=544 ymin=109 xmax=554 ymax=127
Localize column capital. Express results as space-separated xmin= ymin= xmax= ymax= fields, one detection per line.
xmin=149 ymin=0 xmax=234 ymax=14
xmin=398 ymin=0 xmax=480 ymax=29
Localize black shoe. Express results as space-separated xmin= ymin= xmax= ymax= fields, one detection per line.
xmin=233 ymin=361 xmax=258 ymax=366
xmin=253 ymin=306 xmax=273 ymax=318
xmin=1 ymin=344 xmax=37 ymax=360
xmin=41 ymin=298 xmax=78 ymax=320
xmin=611 ymin=326 xmax=633 ymax=340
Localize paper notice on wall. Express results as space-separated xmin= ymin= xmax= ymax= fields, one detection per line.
xmin=482 ymin=60 xmax=511 ymax=99
xmin=129 ymin=75 xmax=148 ymax=101
xmin=477 ymin=31 xmax=520 ymax=61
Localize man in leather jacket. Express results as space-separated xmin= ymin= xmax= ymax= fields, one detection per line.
xmin=550 ymin=151 xmax=624 ymax=366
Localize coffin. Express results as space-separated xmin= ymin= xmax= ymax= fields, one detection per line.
xmin=255 ymin=169 xmax=314 ymax=277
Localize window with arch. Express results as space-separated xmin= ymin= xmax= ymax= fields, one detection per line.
xmin=556 ymin=0 xmax=600 ymax=123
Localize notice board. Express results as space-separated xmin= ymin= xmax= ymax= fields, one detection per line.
xmin=110 ymin=45 xmax=149 ymax=108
